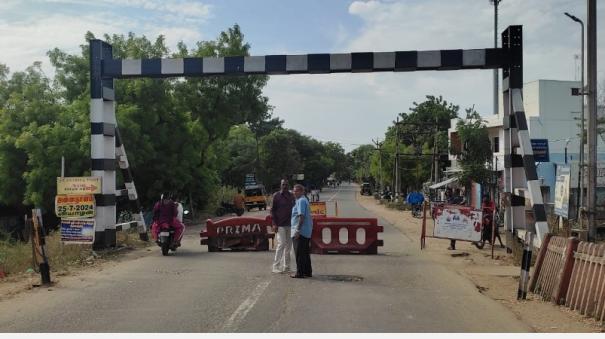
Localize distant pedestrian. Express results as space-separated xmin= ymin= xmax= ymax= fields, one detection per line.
xmin=271 ymin=179 xmax=295 ymax=273
xmin=291 ymin=184 xmax=313 ymax=278
xmin=233 ymin=189 xmax=245 ymax=215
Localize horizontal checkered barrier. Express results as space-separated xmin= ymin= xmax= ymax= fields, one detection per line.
xmin=101 ymin=48 xmax=509 ymax=78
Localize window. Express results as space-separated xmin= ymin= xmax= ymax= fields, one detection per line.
xmin=493 ymin=137 xmax=500 ymax=153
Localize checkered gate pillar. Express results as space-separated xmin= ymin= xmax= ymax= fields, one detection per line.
xmin=502 ymin=26 xmax=549 ymax=248
xmin=90 ymin=39 xmax=117 ymax=249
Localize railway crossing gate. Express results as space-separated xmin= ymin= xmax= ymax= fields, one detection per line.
xmin=90 ymin=25 xmax=547 ymax=251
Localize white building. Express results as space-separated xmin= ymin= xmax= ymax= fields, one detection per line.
xmin=449 ymin=79 xmax=605 ymax=205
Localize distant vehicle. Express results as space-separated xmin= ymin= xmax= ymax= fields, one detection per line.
xmin=360 ymin=183 xmax=372 ymax=196
xmin=244 ymin=184 xmax=267 ymax=211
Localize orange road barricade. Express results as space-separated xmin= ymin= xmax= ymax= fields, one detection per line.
xmin=200 ymin=215 xmax=274 ymax=252
xmin=311 ymin=217 xmax=383 ymax=254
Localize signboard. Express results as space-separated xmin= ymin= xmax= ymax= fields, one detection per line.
xmin=57 ymin=177 xmax=101 ymax=195
xmin=530 ymin=139 xmax=550 ymax=162
xmin=60 ymin=219 xmax=95 ymax=244
xmin=569 ymin=162 xmax=605 ymax=188
xmin=55 ymin=195 xmax=95 ymax=218
xmin=310 ymin=201 xmax=327 ymax=217
xmin=554 ymin=165 xmax=571 ymax=218
xmin=433 ymin=205 xmax=482 ymax=242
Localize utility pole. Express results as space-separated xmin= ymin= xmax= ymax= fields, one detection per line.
xmin=395 ymin=117 xmax=400 ymax=201
xmin=564 ymin=11 xmax=585 ymax=223
xmin=372 ymin=138 xmax=383 ymax=192
xmin=586 ymin=0 xmax=597 ymax=240
xmin=433 ymin=117 xmax=439 ymax=184
xmin=490 ymin=0 xmax=502 ymax=115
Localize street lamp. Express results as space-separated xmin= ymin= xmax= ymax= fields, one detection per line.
xmin=490 ymin=0 xmax=502 ymax=115
xmin=564 ymin=11 xmax=585 ymax=212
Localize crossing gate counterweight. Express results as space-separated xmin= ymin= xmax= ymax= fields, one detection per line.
xmin=89 ymin=25 xmax=547 ymax=251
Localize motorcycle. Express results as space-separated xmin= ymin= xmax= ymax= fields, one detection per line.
xmin=215 ymin=201 xmax=244 ymax=217
xmin=157 ymin=222 xmax=176 ymax=256
xmin=411 ymin=204 xmax=423 ymax=218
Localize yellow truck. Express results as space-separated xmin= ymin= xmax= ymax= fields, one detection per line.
xmin=244 ymin=184 xmax=267 ymax=211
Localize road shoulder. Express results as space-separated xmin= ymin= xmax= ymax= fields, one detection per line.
xmin=356 ymin=193 xmax=603 ymax=333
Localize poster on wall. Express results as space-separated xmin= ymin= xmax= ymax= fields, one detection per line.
xmin=310 ymin=202 xmax=327 ymax=217
xmin=554 ymin=165 xmax=570 ymax=218
xmin=433 ymin=205 xmax=482 ymax=242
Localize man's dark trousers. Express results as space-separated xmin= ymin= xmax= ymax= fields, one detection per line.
xmin=293 ymin=236 xmax=312 ymax=277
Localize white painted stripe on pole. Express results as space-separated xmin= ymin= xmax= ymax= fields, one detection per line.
xmin=101 ymin=171 xmax=116 ymax=194
xmin=91 ymin=135 xmax=105 ymax=158
xmin=534 ymin=221 xmax=548 ymax=248
xmin=104 ymin=100 xmax=116 ymax=124
xmin=103 ymin=137 xmax=116 ymax=159
xmin=136 ymin=211 xmax=147 ymax=231
xmin=330 ymin=53 xmax=351 ymax=70
xmin=511 ymin=88 xmax=524 ymax=113
xmin=373 ymin=52 xmax=395 ymax=69
xmin=90 ymin=99 xmax=104 ymax=122
xmin=115 ymin=144 xmax=125 ymax=157
xmin=526 ymin=180 xmax=544 ymax=204
xmin=222 ymin=280 xmax=270 ymax=331
xmin=203 ymin=57 xmax=224 ymax=74
xmin=417 ymin=50 xmax=441 ymax=68
xmin=122 ymin=59 xmax=142 ymax=75
xmin=462 ymin=49 xmax=485 ymax=67
xmin=244 ymin=56 xmax=265 ymax=73
xmin=161 ymin=58 xmax=184 ymax=75
xmin=125 ymin=182 xmax=138 ymax=200
xmin=286 ymin=55 xmax=307 ymax=72
xmin=517 ymin=130 xmax=533 ymax=155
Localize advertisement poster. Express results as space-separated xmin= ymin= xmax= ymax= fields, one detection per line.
xmin=310 ymin=201 xmax=327 ymax=217
xmin=57 ymin=177 xmax=101 ymax=195
xmin=433 ymin=205 xmax=482 ymax=242
xmin=55 ymin=195 xmax=95 ymax=218
xmin=554 ymin=165 xmax=570 ymax=218
xmin=60 ymin=219 xmax=95 ymax=244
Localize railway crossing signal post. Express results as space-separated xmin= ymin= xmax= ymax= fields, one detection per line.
xmin=89 ymin=25 xmax=547 ymax=250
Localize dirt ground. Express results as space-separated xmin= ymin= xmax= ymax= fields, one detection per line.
xmin=356 ymin=194 xmax=604 ymax=333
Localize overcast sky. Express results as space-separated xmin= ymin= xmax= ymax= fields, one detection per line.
xmin=0 ymin=0 xmax=603 ymax=152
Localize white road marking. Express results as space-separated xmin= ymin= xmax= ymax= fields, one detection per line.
xmin=327 ymin=186 xmax=341 ymax=202
xmin=221 ymin=280 xmax=271 ymax=331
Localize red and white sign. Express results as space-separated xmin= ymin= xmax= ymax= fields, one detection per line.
xmin=432 ymin=205 xmax=482 ymax=242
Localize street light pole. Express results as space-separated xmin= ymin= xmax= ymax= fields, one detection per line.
xmin=564 ymin=11 xmax=585 ymax=220
xmin=565 ymin=139 xmax=570 ymax=164
xmin=490 ymin=0 xmax=502 ymax=115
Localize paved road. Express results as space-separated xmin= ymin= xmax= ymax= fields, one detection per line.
xmin=0 ymin=183 xmax=531 ymax=332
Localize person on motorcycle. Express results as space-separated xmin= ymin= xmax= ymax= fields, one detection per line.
xmin=406 ymin=191 xmax=424 ymax=217
xmin=151 ymin=192 xmax=184 ymax=248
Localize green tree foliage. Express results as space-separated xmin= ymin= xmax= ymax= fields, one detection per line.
xmin=452 ymin=108 xmax=493 ymax=188
xmin=349 ymin=95 xmax=458 ymax=192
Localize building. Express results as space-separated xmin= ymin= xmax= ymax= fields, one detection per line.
xmin=449 ymin=79 xmax=605 ymax=210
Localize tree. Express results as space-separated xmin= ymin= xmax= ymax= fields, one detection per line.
xmin=452 ymin=108 xmax=493 ymax=188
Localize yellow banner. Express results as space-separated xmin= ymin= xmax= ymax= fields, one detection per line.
xmin=310 ymin=201 xmax=327 ymax=216
xmin=57 ymin=177 xmax=101 ymax=195
xmin=55 ymin=195 xmax=96 ymax=218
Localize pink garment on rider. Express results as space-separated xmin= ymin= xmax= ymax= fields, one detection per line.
xmin=151 ymin=199 xmax=184 ymax=243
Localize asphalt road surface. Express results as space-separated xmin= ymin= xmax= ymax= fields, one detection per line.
xmin=0 ymin=183 xmax=531 ymax=332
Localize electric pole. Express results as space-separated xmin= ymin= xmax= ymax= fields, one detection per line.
xmin=586 ymin=0 xmax=597 ymax=240
xmin=394 ymin=117 xmax=399 ymax=200
xmin=372 ymin=138 xmax=383 ymax=192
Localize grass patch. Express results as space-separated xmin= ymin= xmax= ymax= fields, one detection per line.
xmin=0 ymin=229 xmax=151 ymax=278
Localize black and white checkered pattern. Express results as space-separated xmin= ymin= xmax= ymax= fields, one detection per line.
xmin=101 ymin=48 xmax=508 ymax=78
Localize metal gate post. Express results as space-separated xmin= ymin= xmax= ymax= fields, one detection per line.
xmin=90 ymin=39 xmax=117 ymax=249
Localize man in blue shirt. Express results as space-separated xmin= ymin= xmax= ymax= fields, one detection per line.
xmin=291 ymin=184 xmax=313 ymax=278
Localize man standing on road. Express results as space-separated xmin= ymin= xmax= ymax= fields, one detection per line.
xmin=291 ymin=184 xmax=313 ymax=278
xmin=271 ymin=179 xmax=295 ymax=273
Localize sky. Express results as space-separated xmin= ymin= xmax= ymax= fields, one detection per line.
xmin=0 ymin=0 xmax=603 ymax=152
